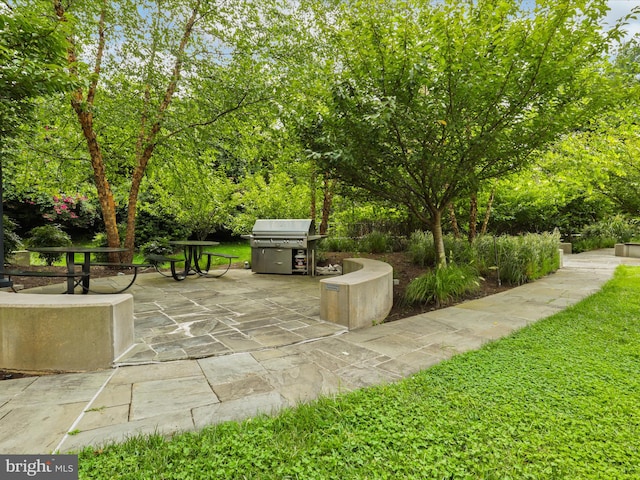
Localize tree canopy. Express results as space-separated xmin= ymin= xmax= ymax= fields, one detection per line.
xmin=0 ymin=0 xmax=71 ymax=141
xmin=3 ymin=0 xmax=640 ymax=258
xmin=44 ymin=0 xmax=304 ymax=260
xmin=310 ymin=0 xmax=634 ymax=263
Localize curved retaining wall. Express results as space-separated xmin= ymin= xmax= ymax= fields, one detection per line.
xmin=0 ymin=293 xmax=134 ymax=373
xmin=319 ymin=258 xmax=393 ymax=330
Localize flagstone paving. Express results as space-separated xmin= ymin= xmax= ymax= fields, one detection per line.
xmin=1 ymin=249 xmax=638 ymax=454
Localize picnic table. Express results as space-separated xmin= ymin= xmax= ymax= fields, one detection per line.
xmin=25 ymin=246 xmax=129 ymax=294
xmin=148 ymin=240 xmax=238 ymax=281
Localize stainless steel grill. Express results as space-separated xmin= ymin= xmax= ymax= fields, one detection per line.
xmin=245 ymin=219 xmax=323 ymax=275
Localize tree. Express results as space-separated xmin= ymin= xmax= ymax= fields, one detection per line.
xmin=146 ymin=155 xmax=237 ymax=240
xmin=50 ymin=0 xmax=203 ymax=261
xmin=0 ymin=0 xmax=71 ymax=284
xmin=0 ymin=0 xmax=70 ymax=141
xmin=312 ymin=0 xmax=634 ymax=264
xmin=487 ymin=36 xmax=640 ymax=235
xmin=50 ymin=0 xmax=290 ymax=261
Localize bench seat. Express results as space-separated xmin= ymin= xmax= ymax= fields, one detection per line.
xmin=200 ymin=252 xmax=239 ymax=277
xmin=0 ymin=270 xmax=89 ymax=293
xmin=0 ymin=270 xmax=88 ymax=278
xmin=615 ymin=243 xmax=640 ymax=258
xmin=147 ymin=253 xmax=238 ymax=279
xmin=89 ymin=263 xmax=154 ymax=293
xmin=0 ymin=292 xmax=134 ymax=372
xmin=146 ymin=254 xmax=187 ymax=280
xmin=319 ymin=258 xmax=393 ymax=330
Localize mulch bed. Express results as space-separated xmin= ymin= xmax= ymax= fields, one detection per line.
xmin=320 ymin=251 xmax=512 ymax=322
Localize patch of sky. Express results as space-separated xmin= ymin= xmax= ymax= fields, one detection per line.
xmin=605 ymin=0 xmax=640 ymax=39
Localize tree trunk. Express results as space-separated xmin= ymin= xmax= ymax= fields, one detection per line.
xmin=480 ymin=189 xmax=495 ymax=236
xmin=54 ymin=0 xmax=122 ymax=263
xmin=122 ymin=2 xmax=200 ymax=262
xmin=430 ymin=209 xmax=447 ymax=267
xmin=319 ymin=175 xmax=336 ymax=235
xmin=448 ymin=202 xmax=460 ymax=239
xmin=468 ymin=192 xmax=478 ymax=243
xmin=310 ymin=163 xmax=317 ymax=230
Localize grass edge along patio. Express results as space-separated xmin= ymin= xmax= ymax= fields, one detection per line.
xmin=76 ymin=265 xmax=640 ymax=479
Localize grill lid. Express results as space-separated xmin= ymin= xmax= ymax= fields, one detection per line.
xmin=251 ymin=219 xmax=314 ymax=237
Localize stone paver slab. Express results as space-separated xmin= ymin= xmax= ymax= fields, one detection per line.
xmin=76 ymin=404 xmax=130 ymax=432
xmin=199 ymin=352 xmax=267 ymax=384
xmin=0 ymin=402 xmax=86 ymax=454
xmin=131 ymin=376 xmax=217 ymax=420
xmin=8 ymin=371 xmax=112 ymax=407
xmin=216 ymin=332 xmax=266 ymax=352
xmin=58 ymin=410 xmax=196 ymax=453
xmin=91 ymin=383 xmax=132 ymax=409
xmin=211 ymin=375 xmax=274 ymax=402
xmin=265 ymin=363 xmax=347 ymax=404
xmin=110 ymin=360 xmax=203 ymax=385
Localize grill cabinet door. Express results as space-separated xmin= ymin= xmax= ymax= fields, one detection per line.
xmin=251 ymin=248 xmax=293 ymax=274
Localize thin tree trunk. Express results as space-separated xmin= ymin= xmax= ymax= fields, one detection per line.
xmin=480 ymin=189 xmax=495 ymax=236
xmin=319 ymin=175 xmax=336 ymax=235
xmin=468 ymin=192 xmax=478 ymax=243
xmin=448 ymin=202 xmax=460 ymax=239
xmin=431 ymin=209 xmax=447 ymax=267
xmin=123 ymin=2 xmax=201 ymax=261
xmin=54 ymin=0 xmax=122 ymax=263
xmin=310 ymin=163 xmax=317 ymax=229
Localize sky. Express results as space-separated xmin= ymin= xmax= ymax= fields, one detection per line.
xmin=605 ymin=0 xmax=640 ymax=40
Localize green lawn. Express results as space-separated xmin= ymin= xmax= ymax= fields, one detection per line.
xmin=28 ymin=241 xmax=251 ymax=267
xmin=78 ymin=266 xmax=640 ymax=479
xmin=203 ymin=242 xmax=251 ymax=265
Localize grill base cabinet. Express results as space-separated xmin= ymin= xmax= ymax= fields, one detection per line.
xmin=251 ymin=248 xmax=293 ymax=275
xmin=244 ymin=219 xmax=323 ymax=275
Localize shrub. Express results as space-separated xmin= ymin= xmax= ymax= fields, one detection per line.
xmin=581 ymin=214 xmax=638 ymax=242
xmin=319 ymin=236 xmax=358 ymax=252
xmin=140 ymin=238 xmax=174 ymax=264
xmin=488 ymin=232 xmax=561 ymax=285
xmin=135 ymin=208 xmax=192 ymax=245
xmin=408 ymin=231 xmax=560 ymax=285
xmin=407 ymin=230 xmax=435 ymax=267
xmin=42 ymin=193 xmax=99 ymax=230
xmin=329 ymin=201 xmax=415 ymax=237
xmin=360 ymin=230 xmax=393 ymax=254
xmin=91 ymin=225 xmax=129 ymax=262
xmin=26 ymin=224 xmax=72 ymax=265
xmin=470 ymin=235 xmax=498 ymax=276
xmin=404 ymin=264 xmax=480 ymax=307
xmin=408 ymin=231 xmax=475 ymax=267
xmin=2 ymin=216 xmax=22 ymax=262
xmin=572 ymin=215 xmax=639 ymax=253
xmin=443 ymin=235 xmax=475 ymax=265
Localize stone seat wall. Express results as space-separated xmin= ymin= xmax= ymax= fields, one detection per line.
xmin=0 ymin=293 xmax=134 ymax=372
xmin=319 ymin=258 xmax=393 ymax=330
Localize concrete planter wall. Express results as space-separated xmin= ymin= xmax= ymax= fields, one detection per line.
xmin=0 ymin=293 xmax=134 ymax=372
xmin=319 ymin=258 xmax=393 ymax=330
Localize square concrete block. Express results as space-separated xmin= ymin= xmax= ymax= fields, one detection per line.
xmin=627 ymin=244 xmax=640 ymax=258
xmin=559 ymin=242 xmax=572 ymax=254
xmin=0 ymin=293 xmax=134 ymax=372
